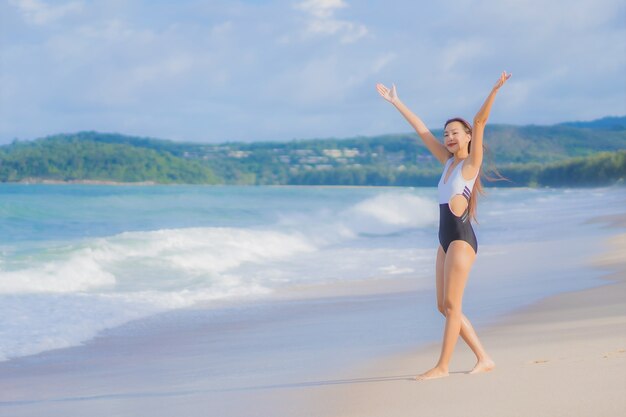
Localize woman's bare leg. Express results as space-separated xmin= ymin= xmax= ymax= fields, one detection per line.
xmin=416 ymin=241 xmax=490 ymax=380
xmin=432 ymin=245 xmax=495 ymax=374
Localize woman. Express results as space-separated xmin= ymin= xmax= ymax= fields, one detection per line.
xmin=376 ymin=71 xmax=511 ymax=380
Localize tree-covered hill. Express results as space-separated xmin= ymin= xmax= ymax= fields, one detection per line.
xmin=0 ymin=134 xmax=218 ymax=184
xmin=1 ymin=116 xmax=625 ymax=186
xmin=558 ymin=115 xmax=626 ymax=130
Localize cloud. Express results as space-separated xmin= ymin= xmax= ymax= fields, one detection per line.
xmin=9 ymin=0 xmax=83 ymax=25
xmin=39 ymin=19 xmax=222 ymax=108
xmin=0 ymin=0 xmax=624 ymax=143
xmin=294 ymin=0 xmax=368 ymax=43
xmin=296 ymin=0 xmax=346 ymax=18
xmin=76 ymin=18 xmax=155 ymax=43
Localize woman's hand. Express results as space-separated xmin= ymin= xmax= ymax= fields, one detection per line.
xmin=376 ymin=83 xmax=398 ymax=104
xmin=493 ymin=71 xmax=512 ymax=91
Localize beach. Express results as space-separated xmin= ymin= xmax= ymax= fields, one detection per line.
xmin=0 ymin=186 xmax=625 ymax=416
xmin=305 ymin=224 xmax=626 ymax=417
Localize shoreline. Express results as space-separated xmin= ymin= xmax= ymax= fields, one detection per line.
xmin=0 ymin=209 xmax=624 ymax=416
xmin=10 ymin=178 xmax=159 ymax=186
xmin=300 ymin=214 xmax=626 ymax=417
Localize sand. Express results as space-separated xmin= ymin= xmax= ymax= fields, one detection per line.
xmin=303 ymin=219 xmax=626 ymax=417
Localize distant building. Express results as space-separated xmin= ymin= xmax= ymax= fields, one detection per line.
xmin=228 ymin=150 xmax=251 ymax=158
xmin=323 ymin=148 xmax=360 ymax=158
xmin=300 ymin=156 xmax=328 ymax=164
xmin=323 ymin=149 xmax=342 ymax=158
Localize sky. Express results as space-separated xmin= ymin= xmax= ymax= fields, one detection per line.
xmin=1 ymin=0 xmax=625 ymax=144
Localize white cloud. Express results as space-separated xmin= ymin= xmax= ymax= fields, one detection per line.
xmin=296 ymin=0 xmax=347 ymax=19
xmin=76 ymin=19 xmax=155 ymax=43
xmin=294 ymin=0 xmax=368 ymax=43
xmin=9 ymin=0 xmax=83 ymax=25
xmin=0 ymin=0 xmax=624 ymax=143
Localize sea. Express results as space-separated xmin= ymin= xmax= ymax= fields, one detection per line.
xmin=0 ymin=184 xmax=624 ymax=362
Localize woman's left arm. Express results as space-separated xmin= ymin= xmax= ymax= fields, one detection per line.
xmin=469 ymin=71 xmax=512 ymax=168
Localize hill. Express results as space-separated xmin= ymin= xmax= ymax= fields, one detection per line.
xmin=0 ymin=134 xmax=218 ymax=184
xmin=1 ymin=116 xmax=625 ymax=187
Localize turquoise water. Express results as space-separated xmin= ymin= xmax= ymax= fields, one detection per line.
xmin=0 ymin=184 xmax=624 ymax=361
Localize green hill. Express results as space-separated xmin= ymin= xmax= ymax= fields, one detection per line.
xmin=558 ymin=115 xmax=626 ymax=130
xmin=1 ymin=116 xmax=625 ymax=187
xmin=0 ymin=133 xmax=218 ymax=184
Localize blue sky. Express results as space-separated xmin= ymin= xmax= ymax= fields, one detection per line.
xmin=1 ymin=0 xmax=624 ymax=144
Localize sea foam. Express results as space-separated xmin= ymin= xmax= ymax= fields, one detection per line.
xmin=0 ymin=190 xmax=436 ymax=361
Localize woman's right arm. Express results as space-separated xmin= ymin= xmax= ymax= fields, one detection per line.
xmin=376 ymin=83 xmax=450 ymax=165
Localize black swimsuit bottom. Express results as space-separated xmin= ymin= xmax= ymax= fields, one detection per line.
xmin=438 ymin=203 xmax=478 ymax=254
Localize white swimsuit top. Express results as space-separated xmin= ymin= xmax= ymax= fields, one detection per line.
xmin=437 ymin=157 xmax=479 ymax=204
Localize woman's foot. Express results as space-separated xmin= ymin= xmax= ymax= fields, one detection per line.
xmin=468 ymin=357 xmax=496 ymax=374
xmin=415 ymin=366 xmax=449 ymax=381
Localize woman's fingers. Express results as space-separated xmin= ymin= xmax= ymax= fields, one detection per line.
xmin=376 ymin=83 xmax=391 ymax=98
xmin=376 ymin=82 xmax=398 ymax=103
xmin=494 ymin=71 xmax=511 ymax=89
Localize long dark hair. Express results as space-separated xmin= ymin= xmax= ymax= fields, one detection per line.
xmin=444 ymin=117 xmax=510 ymax=224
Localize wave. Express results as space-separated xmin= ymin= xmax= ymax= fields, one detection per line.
xmin=0 ymin=189 xmax=437 ymax=361
xmin=342 ymin=192 xmax=438 ymax=235
xmin=275 ymin=191 xmax=438 ymax=244
xmin=0 ymin=227 xmax=316 ymax=294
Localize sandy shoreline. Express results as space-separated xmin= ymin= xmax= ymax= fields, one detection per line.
xmin=0 ymin=212 xmax=624 ymax=416
xmin=303 ymin=217 xmax=626 ymax=417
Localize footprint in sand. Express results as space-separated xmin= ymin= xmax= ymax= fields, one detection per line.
xmin=602 ymin=349 xmax=625 ymax=359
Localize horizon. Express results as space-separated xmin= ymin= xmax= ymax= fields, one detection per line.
xmin=1 ymin=0 xmax=625 ymax=145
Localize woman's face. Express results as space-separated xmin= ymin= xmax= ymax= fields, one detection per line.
xmin=443 ymin=121 xmax=471 ymax=152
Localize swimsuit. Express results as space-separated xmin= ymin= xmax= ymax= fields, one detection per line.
xmin=437 ymin=156 xmax=479 ymax=254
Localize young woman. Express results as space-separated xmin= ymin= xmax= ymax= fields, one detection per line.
xmin=376 ymin=71 xmax=511 ymax=380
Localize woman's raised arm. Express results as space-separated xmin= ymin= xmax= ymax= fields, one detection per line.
xmin=376 ymin=83 xmax=451 ymax=165
xmin=469 ymin=71 xmax=512 ymax=168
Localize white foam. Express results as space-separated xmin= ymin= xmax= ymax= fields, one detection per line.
xmin=275 ymin=191 xmax=438 ymax=245
xmin=378 ymin=265 xmax=415 ymax=275
xmin=0 ymin=227 xmax=316 ymax=294
xmin=0 ymin=189 xmax=440 ymax=361
xmin=342 ymin=192 xmax=438 ymax=235
xmin=0 ymin=250 xmax=116 ymax=293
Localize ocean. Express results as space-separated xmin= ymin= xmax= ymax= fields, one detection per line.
xmin=0 ymin=184 xmax=624 ymax=362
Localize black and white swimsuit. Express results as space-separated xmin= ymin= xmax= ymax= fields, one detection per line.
xmin=437 ymin=156 xmax=479 ymax=254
